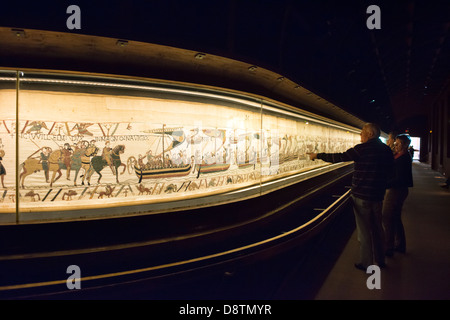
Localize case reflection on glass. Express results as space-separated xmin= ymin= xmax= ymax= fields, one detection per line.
xmin=0 ymin=72 xmax=360 ymax=223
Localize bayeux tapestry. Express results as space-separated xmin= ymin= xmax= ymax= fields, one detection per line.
xmin=0 ymin=87 xmax=359 ymax=220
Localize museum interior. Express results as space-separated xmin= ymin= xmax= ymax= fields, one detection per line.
xmin=0 ymin=1 xmax=449 ymax=302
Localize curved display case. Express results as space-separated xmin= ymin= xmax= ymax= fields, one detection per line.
xmin=0 ymin=70 xmax=360 ymax=224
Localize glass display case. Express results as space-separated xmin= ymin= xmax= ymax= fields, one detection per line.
xmin=0 ymin=70 xmax=360 ymax=223
xmin=0 ymin=70 xmax=17 ymax=224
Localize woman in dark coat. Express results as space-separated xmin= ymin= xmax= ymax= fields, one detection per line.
xmin=383 ymin=134 xmax=414 ymax=256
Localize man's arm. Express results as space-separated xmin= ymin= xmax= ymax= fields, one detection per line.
xmin=308 ymin=147 xmax=360 ymax=163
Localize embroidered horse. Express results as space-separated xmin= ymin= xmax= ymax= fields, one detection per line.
xmin=19 ymin=144 xmax=97 ymax=188
xmin=85 ymin=145 xmax=126 ymax=185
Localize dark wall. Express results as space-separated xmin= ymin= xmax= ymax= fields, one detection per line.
xmin=428 ymin=82 xmax=450 ymax=174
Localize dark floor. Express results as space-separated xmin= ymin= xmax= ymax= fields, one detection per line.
xmin=309 ymin=161 xmax=450 ymax=300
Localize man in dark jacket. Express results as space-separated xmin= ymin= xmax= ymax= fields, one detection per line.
xmin=308 ymin=123 xmax=394 ymax=270
xmin=383 ymin=134 xmax=413 ymax=256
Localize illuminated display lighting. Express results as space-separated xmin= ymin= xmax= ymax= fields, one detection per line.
xmin=0 ymin=75 xmax=360 ymax=133
xmin=0 ymin=71 xmax=361 ymax=223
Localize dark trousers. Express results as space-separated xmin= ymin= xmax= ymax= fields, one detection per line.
xmin=382 ymin=188 xmax=408 ymax=253
xmin=352 ymin=195 xmax=385 ymax=267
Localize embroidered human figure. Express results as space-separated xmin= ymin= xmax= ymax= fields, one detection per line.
xmin=102 ymin=141 xmax=114 ymax=174
xmin=0 ymin=149 xmax=6 ymax=188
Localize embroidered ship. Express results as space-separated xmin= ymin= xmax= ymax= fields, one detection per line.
xmin=132 ymin=125 xmax=193 ymax=182
xmin=195 ymin=129 xmax=232 ymax=177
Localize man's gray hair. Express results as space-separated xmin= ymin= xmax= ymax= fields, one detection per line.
xmin=363 ymin=123 xmax=381 ymax=138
